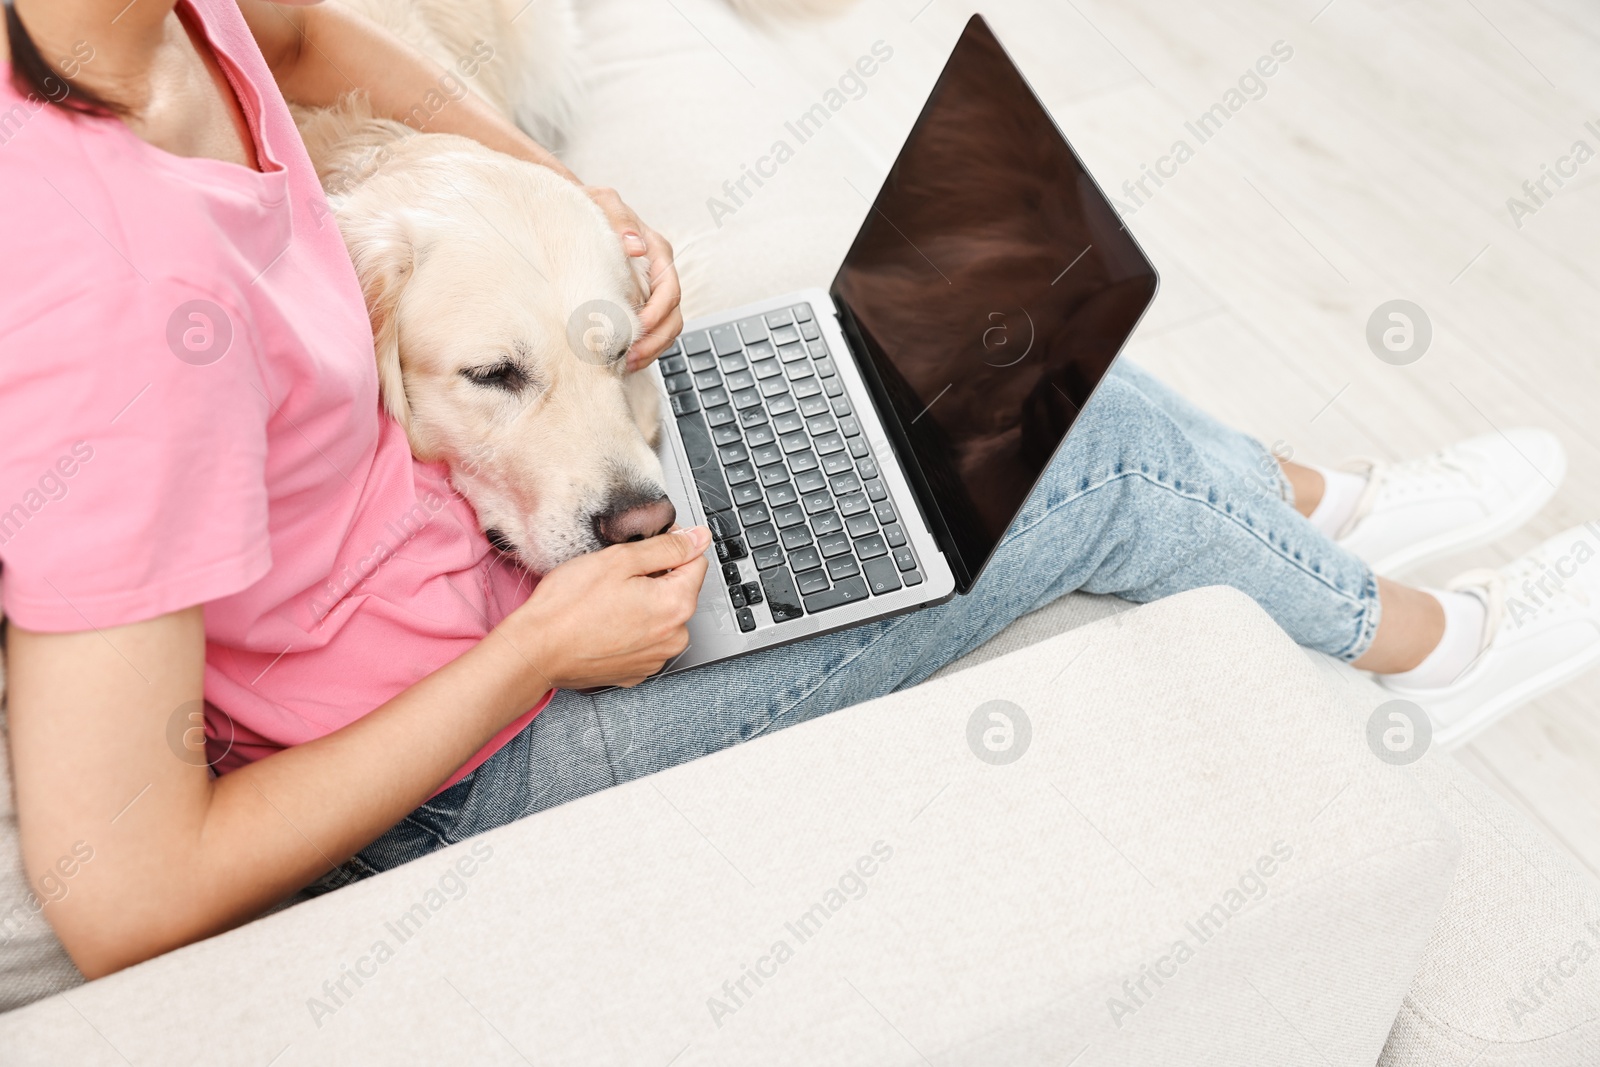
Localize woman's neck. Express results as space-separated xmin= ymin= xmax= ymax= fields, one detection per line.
xmin=9 ymin=0 xmax=182 ymax=113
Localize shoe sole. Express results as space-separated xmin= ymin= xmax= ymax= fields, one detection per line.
xmin=1362 ymin=448 xmax=1567 ymax=577
xmin=1431 ymin=639 xmax=1600 ymax=749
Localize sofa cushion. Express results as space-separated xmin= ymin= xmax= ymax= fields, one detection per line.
xmin=0 ymin=588 xmax=1463 ymax=1064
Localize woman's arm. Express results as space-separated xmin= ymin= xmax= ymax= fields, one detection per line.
xmin=239 ymin=1 xmax=683 ymax=369
xmin=11 ymin=528 xmax=708 ymax=978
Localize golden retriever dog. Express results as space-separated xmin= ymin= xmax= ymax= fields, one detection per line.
xmin=298 ymin=0 xmax=859 ymax=571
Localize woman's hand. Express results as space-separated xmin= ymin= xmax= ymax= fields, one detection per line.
xmin=584 ymin=186 xmax=683 ymax=372
xmin=510 ymin=526 xmax=710 ymax=691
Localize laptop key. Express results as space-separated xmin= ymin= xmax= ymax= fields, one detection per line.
xmin=761 ymin=567 xmax=805 ymax=622
xmin=785 ymin=362 xmax=814 ymax=382
xmin=823 ymin=452 xmax=854 ymax=476
xmin=739 ymin=407 xmax=768 ymax=428
xmin=713 ymin=424 xmax=742 ymax=447
xmin=780 ymin=431 xmax=809 ymax=455
xmin=837 ymin=492 xmax=870 ymax=517
xmin=716 ymin=537 xmax=747 ymax=563
xmin=732 ymin=388 xmax=762 ymax=410
xmin=719 ymin=442 xmax=750 ymax=465
xmin=796 ymin=469 xmax=826 ymax=494
xmin=819 ymin=532 xmax=852 ymax=558
xmin=780 ymin=525 xmax=813 ymax=551
xmin=733 ymin=482 xmax=763 ymax=507
xmin=883 ymin=524 xmax=907 ymax=548
xmin=804 ymin=576 xmax=868 ymax=614
xmin=813 ymin=357 xmax=836 ymax=379
xmin=753 ymin=543 xmax=784 ymax=571
xmin=722 ymin=562 xmax=743 ymax=586
xmin=745 ymin=523 xmax=778 ymax=549
xmin=660 ymin=354 xmax=688 ymax=376
xmin=766 ymin=482 xmax=799 ymax=506
xmin=725 ymin=462 xmax=756 ymax=486
xmin=823 ymin=378 xmax=844 ymax=398
xmin=768 ymin=393 xmax=798 ymax=415
xmin=826 ymin=555 xmax=859 ymax=580
xmin=788 ymin=450 xmax=819 ymax=474
xmin=874 ymin=500 xmax=896 ymax=524
xmin=707 ymin=405 xmax=737 ymax=429
xmin=710 ymin=323 xmax=743 ymax=356
xmin=736 ymin=607 xmax=756 ymax=633
xmin=760 ymin=377 xmax=790 ymax=399
xmin=765 ymin=308 xmax=795 ymax=328
xmin=864 ymin=478 xmax=887 ymax=503
xmin=789 ymin=546 xmax=822 ymax=573
xmin=754 ymin=359 xmax=784 ymax=380
xmin=829 ymin=472 xmax=862 ymax=495
xmin=831 ymin=397 xmax=852 ymax=417
xmin=771 ymin=324 xmax=801 ymax=346
xmin=778 ymin=342 xmax=808 ymax=363
xmin=792 ymin=304 xmax=814 ymax=323
xmin=811 ymin=510 xmax=843 ymax=536
xmin=847 ymin=437 xmax=870 ymax=459
xmin=664 ymin=372 xmax=692 ymax=394
xmin=857 ymin=457 xmax=879 ymax=479
xmin=746 ymin=339 xmax=776 ymax=361
xmin=854 ymin=533 xmax=888 ymax=560
xmin=677 ymin=408 xmax=714 ymax=467
xmin=751 ymin=443 xmax=782 ymax=467
xmin=758 ymin=464 xmax=790 ymax=487
xmin=730 ymin=586 xmax=747 ymax=609
xmin=701 ymin=386 xmax=730 ymax=409
xmin=708 ymin=511 xmax=739 ymax=541
xmin=807 ymin=339 xmax=828 ymax=359
xmin=745 ymin=423 xmax=776 ymax=446
xmin=773 ymin=504 xmax=805 ymax=528
xmin=688 ymin=353 xmax=717 ymax=373
xmin=740 ymin=502 xmax=771 ymax=526
xmin=814 ymin=432 xmax=845 ymax=456
xmin=670 ymin=392 xmax=699 ymax=416
xmin=793 ymin=378 xmax=823 ymax=400
xmin=682 ymin=331 xmax=713 ymax=355
xmin=802 ymin=491 xmax=832 ymax=514
xmin=795 ymin=568 xmax=830 ymax=596
xmin=743 ymin=581 xmax=763 ymax=605
xmin=799 ymin=394 xmax=830 ymax=417
xmin=800 ymin=320 xmax=821 ymax=342
xmin=719 ymin=352 xmax=748 ymax=373
xmin=806 ymin=414 xmax=837 ymax=436
xmin=725 ymin=369 xmax=755 ymax=391
xmin=774 ymin=411 xmax=804 ymax=435
xmin=845 ymin=513 xmax=877 ymax=539
xmin=903 ymin=568 xmax=923 ymax=587
xmin=738 ymin=316 xmax=770 ymax=343
xmin=893 ymin=547 xmax=917 ymax=572
xmin=695 ymin=465 xmax=732 ymax=513
xmin=863 ymin=557 xmax=902 ymax=595
xmin=838 ymin=415 xmax=862 ymax=437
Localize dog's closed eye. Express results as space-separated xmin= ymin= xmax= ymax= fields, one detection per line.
xmin=460 ymin=359 xmax=536 ymax=394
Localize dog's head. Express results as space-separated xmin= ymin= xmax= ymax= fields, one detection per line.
xmin=325 ymin=131 xmax=672 ymax=573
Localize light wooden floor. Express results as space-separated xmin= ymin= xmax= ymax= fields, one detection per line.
xmin=978 ymin=0 xmax=1600 ymax=872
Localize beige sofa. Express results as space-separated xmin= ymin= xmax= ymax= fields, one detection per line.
xmin=3 ymin=1 xmax=1600 ymax=1063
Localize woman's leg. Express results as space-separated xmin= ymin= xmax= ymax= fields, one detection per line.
xmin=321 ymin=361 xmax=1395 ymax=883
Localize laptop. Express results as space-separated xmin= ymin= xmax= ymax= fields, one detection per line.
xmin=649 ymin=14 xmax=1159 ymax=674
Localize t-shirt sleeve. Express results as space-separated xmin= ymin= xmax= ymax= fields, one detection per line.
xmin=0 ymin=278 xmax=273 ymax=632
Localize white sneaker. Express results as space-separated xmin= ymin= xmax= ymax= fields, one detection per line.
xmin=1335 ymin=429 xmax=1566 ymax=576
xmin=1381 ymin=522 xmax=1600 ymax=748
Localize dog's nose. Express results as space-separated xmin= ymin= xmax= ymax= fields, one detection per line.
xmin=596 ymin=495 xmax=677 ymax=545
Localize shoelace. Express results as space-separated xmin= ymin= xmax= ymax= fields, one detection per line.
xmin=1334 ymin=450 xmax=1485 ymax=541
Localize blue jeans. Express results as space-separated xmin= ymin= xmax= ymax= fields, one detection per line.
xmin=312 ymin=361 xmax=1379 ymax=888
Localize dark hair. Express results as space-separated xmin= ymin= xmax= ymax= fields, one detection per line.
xmin=4 ymin=0 xmax=121 ymax=115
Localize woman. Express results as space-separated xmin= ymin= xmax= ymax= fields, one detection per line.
xmin=2 ymin=0 xmax=1594 ymax=981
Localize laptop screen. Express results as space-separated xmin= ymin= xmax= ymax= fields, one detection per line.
xmin=831 ymin=15 xmax=1159 ymax=593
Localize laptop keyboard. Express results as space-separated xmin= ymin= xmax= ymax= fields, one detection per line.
xmin=659 ymin=303 xmax=923 ymax=634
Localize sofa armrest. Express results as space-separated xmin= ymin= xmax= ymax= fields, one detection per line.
xmin=0 ymin=588 xmax=1461 ymax=1065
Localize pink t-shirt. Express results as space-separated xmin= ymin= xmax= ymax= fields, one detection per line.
xmin=0 ymin=0 xmax=547 ymax=786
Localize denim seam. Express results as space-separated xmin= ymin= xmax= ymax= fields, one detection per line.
xmin=1009 ymin=468 xmax=1380 ymax=661
xmin=760 ymin=612 xmax=923 ymax=738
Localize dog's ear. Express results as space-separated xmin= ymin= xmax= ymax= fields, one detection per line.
xmin=339 ymin=209 xmax=419 ymax=432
